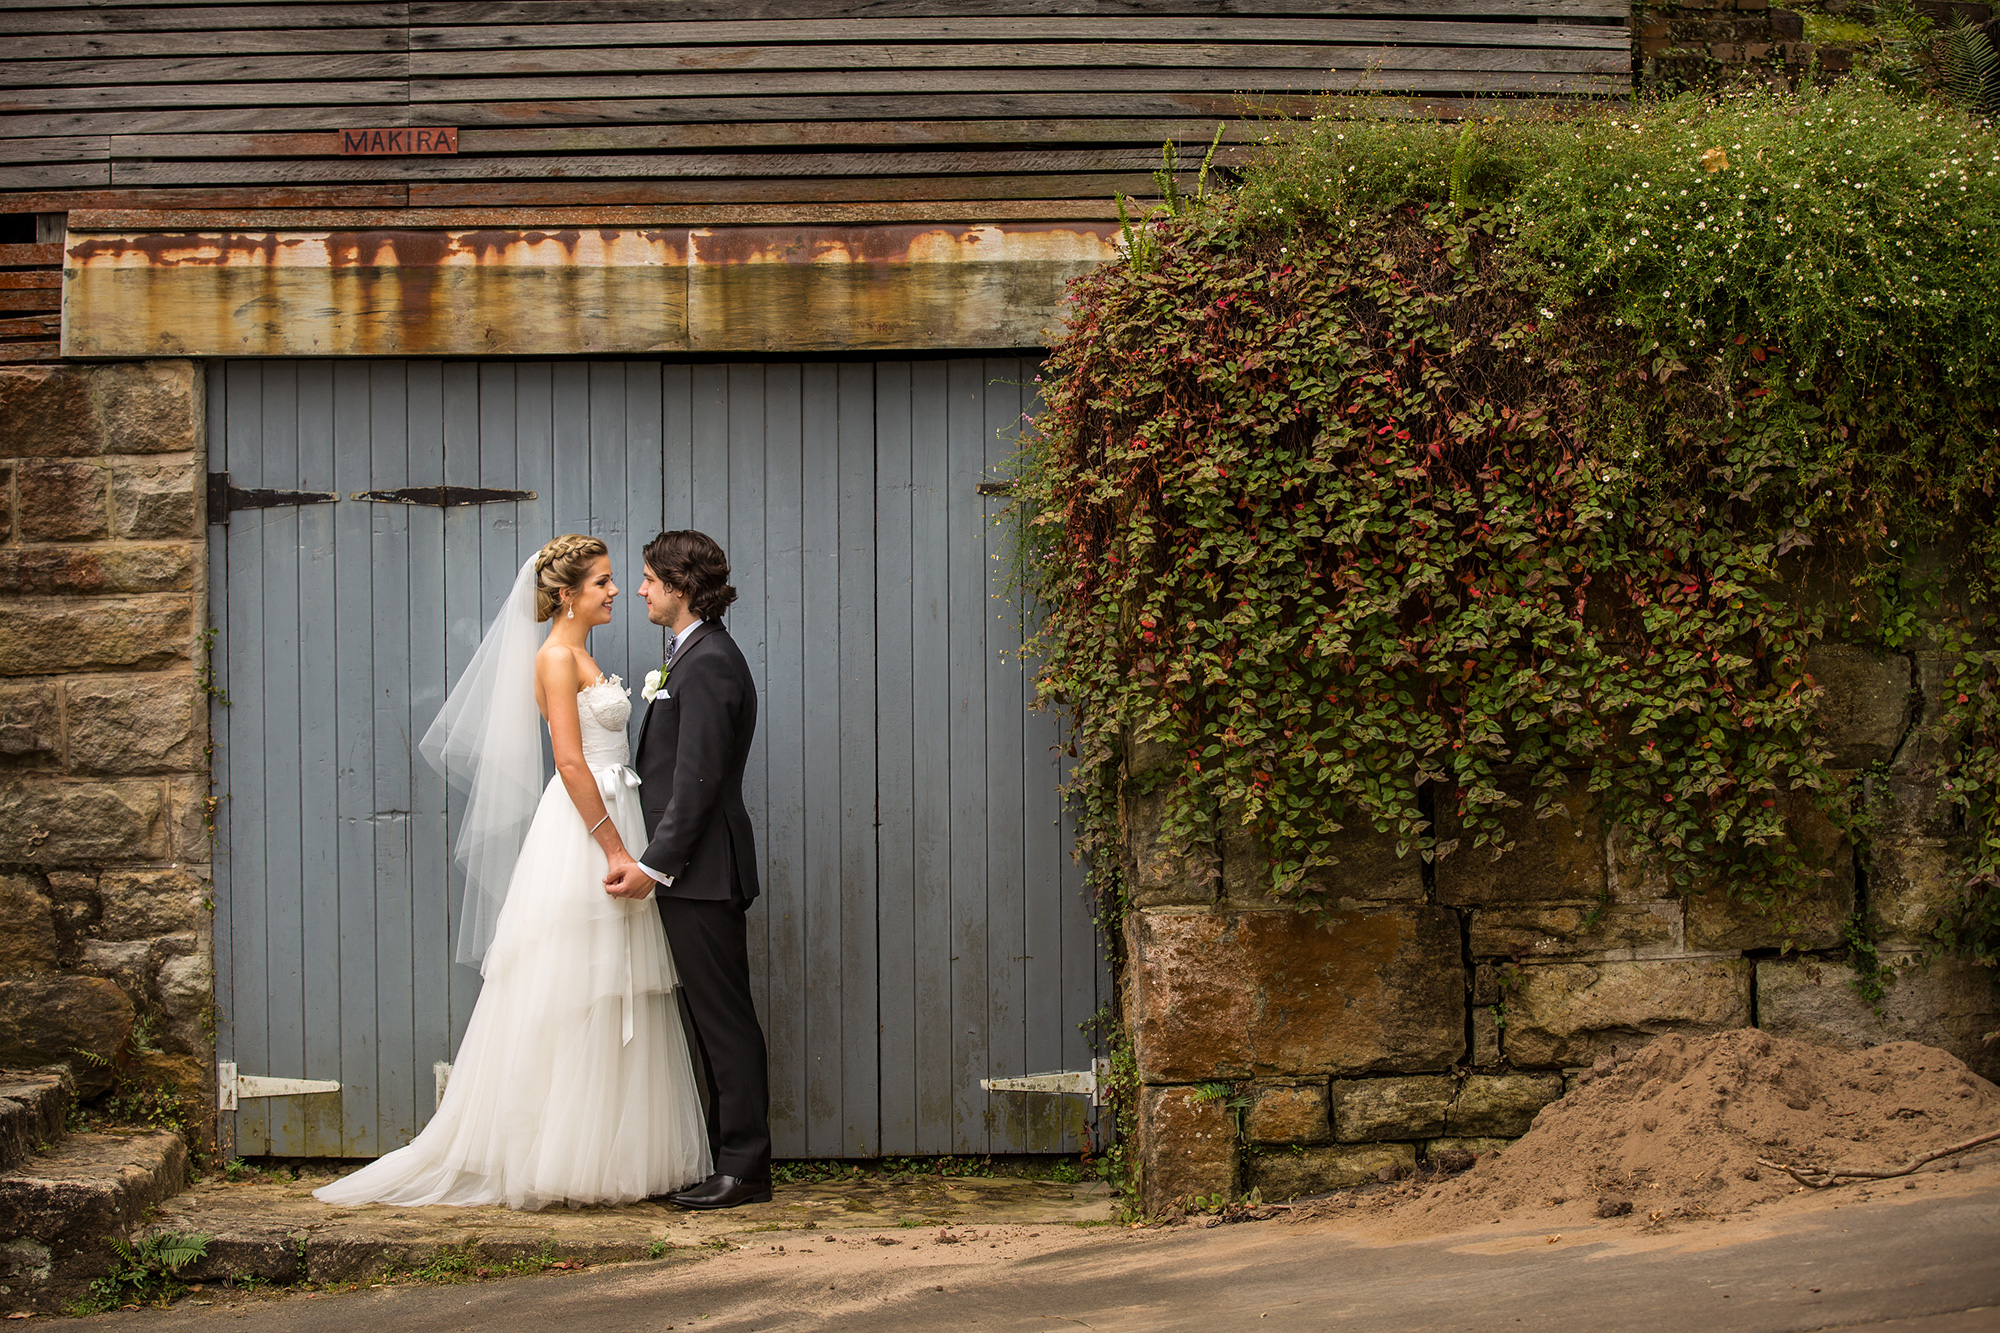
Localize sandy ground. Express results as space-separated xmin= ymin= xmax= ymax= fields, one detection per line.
xmin=146 ymin=1164 xmax=1116 ymax=1285
xmin=74 ymin=1140 xmax=2000 ymax=1331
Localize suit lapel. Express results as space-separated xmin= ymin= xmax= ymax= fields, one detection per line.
xmin=636 ymin=620 xmax=722 ymax=757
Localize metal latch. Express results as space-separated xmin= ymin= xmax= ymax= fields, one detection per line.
xmin=216 ymin=1061 xmax=340 ymax=1111
xmin=980 ymin=1059 xmax=1109 ymax=1107
xmin=351 ymin=486 xmax=536 ymax=506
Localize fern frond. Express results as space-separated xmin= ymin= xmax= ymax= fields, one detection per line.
xmin=147 ymin=1232 xmax=212 ymax=1274
xmin=1154 ymin=139 xmax=1182 ymax=217
xmin=1935 ymin=17 xmax=2000 ymax=116
xmin=1449 ymin=119 xmax=1478 ymax=216
xmin=1195 ymin=123 xmax=1226 ymax=202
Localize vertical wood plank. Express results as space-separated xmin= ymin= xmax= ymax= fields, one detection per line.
xmin=204 ymin=366 xmax=237 ymax=1157
xmin=945 ymin=358 xmax=990 ymax=1155
xmin=293 ymin=360 xmax=345 ymax=1154
xmin=726 ymin=365 xmax=776 ymax=1135
xmin=661 ymin=363 xmax=695 ymax=533
xmin=457 ymin=360 xmax=519 ymax=1050
xmin=759 ymin=363 xmax=808 ymax=1157
xmin=797 ymin=362 xmax=842 ymax=1154
xmin=257 ymin=363 xmax=309 ymax=1151
xmin=792 ymin=358 xmax=840 ymax=1144
xmin=511 ymin=363 xmax=554 ymax=569
xmin=980 ymin=358 xmax=1030 ymax=1155
xmin=835 ymin=359 xmax=879 ymax=1159
xmin=221 ymin=360 xmax=270 ymax=1154
xmin=587 ymin=362 xmax=629 ymax=675
xmin=689 ymin=365 xmax=731 ymax=539
xmin=412 ymin=361 xmax=473 ymax=1115
xmin=620 ymin=362 xmax=665 ymax=690
xmin=872 ymin=360 xmax=917 ymax=1157
xmin=402 ymin=361 xmax=447 ymax=1134
xmin=723 ymin=363 xmax=781 ymax=1153
xmin=368 ymin=360 xmax=417 ymax=1151
xmin=550 ymin=362 xmax=592 ymax=540
xmin=514 ymin=362 xmax=558 ymax=779
xmin=906 ymin=359 xmax=955 ymax=1155
xmin=330 ymin=359 xmax=380 ymax=1158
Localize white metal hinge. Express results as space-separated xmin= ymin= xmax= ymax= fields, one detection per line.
xmin=980 ymin=1059 xmax=1109 ymax=1107
xmin=215 ymin=1061 xmax=340 ymax=1112
xmin=434 ymin=1061 xmax=452 ymax=1110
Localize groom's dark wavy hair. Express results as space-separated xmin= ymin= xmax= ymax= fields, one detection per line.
xmin=644 ymin=529 xmax=738 ymax=621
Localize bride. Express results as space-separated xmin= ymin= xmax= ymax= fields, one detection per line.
xmin=315 ymin=534 xmax=711 ymax=1210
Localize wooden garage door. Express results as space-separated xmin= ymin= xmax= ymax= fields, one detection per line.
xmin=206 ymin=358 xmax=1104 ymax=1161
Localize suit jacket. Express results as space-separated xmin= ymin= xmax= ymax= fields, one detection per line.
xmin=634 ymin=620 xmax=762 ymax=902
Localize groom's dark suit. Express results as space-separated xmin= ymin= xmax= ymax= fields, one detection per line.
xmin=634 ymin=619 xmax=771 ymax=1182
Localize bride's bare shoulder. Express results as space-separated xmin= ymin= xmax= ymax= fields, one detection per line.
xmin=534 ymin=640 xmax=582 ymax=684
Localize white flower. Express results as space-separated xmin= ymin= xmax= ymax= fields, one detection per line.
xmin=642 ymin=668 xmax=666 ymax=701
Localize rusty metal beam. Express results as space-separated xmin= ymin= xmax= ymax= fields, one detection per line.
xmin=60 ymin=221 xmax=1122 ymax=357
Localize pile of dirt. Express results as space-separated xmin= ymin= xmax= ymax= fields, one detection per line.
xmin=1327 ymin=1029 xmax=2000 ymax=1239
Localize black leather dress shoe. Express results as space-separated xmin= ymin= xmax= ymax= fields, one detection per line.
xmin=669 ymin=1173 xmax=773 ymax=1210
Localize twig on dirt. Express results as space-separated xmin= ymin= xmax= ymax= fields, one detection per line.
xmin=1757 ymin=1127 xmax=2000 ymax=1190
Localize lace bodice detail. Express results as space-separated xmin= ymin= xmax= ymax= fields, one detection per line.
xmin=576 ymin=677 xmax=632 ymax=767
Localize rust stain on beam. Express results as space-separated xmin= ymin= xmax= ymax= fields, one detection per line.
xmin=685 ymin=222 xmax=1119 ymax=351
xmin=65 ymin=227 xmax=690 ymax=357
xmin=61 ymin=222 xmax=1121 ymax=357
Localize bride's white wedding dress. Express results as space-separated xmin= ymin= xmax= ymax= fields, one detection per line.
xmin=314 ymin=676 xmax=712 ymax=1210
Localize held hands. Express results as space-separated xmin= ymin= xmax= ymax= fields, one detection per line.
xmin=602 ymin=849 xmax=657 ymax=900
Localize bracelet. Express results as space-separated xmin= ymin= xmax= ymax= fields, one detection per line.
xmin=588 ymin=814 xmax=610 ymax=834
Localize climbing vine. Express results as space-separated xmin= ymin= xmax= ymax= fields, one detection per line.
xmin=1012 ymin=83 xmax=2000 ymax=969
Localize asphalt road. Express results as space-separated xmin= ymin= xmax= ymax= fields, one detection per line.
xmin=93 ymin=1186 xmax=2000 ymax=1332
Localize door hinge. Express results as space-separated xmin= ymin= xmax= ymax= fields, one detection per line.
xmin=206 ymin=473 xmax=338 ymax=525
xmin=434 ymin=1061 xmax=452 ymax=1110
xmin=216 ymin=1061 xmax=340 ymax=1111
xmin=351 ymin=486 xmax=536 ymax=507
xmin=980 ymin=1058 xmax=1109 ymax=1107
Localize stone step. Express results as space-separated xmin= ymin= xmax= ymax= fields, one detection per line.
xmin=0 ymin=1073 xmax=71 ymax=1175
xmin=136 ymin=1169 xmax=1118 ymax=1290
xmin=0 ymin=1130 xmax=188 ymax=1315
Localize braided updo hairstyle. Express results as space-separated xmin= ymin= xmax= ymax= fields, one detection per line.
xmin=532 ymin=533 xmax=609 ymax=622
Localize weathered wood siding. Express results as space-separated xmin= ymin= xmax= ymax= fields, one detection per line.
xmin=0 ymin=242 xmax=61 ymax=361
xmin=0 ymin=0 xmax=1632 ymax=215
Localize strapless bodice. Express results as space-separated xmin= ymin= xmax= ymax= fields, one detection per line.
xmin=577 ymin=677 xmax=633 ymax=768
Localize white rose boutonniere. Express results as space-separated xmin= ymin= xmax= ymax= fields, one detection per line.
xmin=642 ymin=666 xmax=669 ymax=701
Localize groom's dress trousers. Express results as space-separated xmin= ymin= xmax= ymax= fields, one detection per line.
xmin=635 ymin=620 xmax=772 ymax=1181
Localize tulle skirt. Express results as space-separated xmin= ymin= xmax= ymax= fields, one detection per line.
xmin=313 ymin=767 xmax=712 ymax=1211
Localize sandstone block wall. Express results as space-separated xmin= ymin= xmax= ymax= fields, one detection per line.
xmin=1121 ymin=639 xmax=2000 ymax=1214
xmin=1638 ymin=0 xmax=1844 ymax=91
xmin=0 ymin=361 xmax=213 ymax=1138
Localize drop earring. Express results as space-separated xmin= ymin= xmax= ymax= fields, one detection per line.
xmin=565 ymin=600 xmax=574 ymax=620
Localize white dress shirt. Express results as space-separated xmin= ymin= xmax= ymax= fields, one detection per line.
xmin=636 ymin=618 xmax=704 ymax=886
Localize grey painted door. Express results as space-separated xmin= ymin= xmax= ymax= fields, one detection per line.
xmin=207 ymin=359 xmax=1103 ymax=1161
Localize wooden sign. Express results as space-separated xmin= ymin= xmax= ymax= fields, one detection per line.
xmin=339 ymin=128 xmax=457 ymax=156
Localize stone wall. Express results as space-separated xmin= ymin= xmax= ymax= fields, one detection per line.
xmin=1637 ymin=0 xmax=1844 ymax=92
xmin=0 ymin=361 xmax=214 ymax=1144
xmin=1122 ymin=640 xmax=2000 ymax=1213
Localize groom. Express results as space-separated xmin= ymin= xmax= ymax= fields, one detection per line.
xmin=604 ymin=529 xmax=772 ymax=1209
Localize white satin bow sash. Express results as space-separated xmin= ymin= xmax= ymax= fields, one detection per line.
xmin=593 ymin=763 xmax=641 ymax=799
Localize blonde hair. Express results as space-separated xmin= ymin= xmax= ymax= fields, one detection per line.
xmin=532 ymin=534 xmax=609 ymax=622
